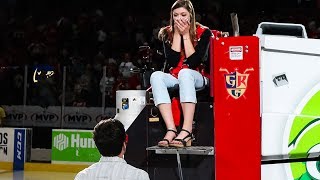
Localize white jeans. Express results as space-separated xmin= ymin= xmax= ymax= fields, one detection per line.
xmin=150 ymin=69 xmax=205 ymax=106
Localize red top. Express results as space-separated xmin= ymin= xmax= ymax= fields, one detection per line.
xmin=169 ymin=25 xmax=208 ymax=78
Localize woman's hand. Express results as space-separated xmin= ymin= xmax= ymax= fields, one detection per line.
xmin=174 ymin=17 xmax=190 ymax=36
xmin=173 ymin=23 xmax=180 ymax=36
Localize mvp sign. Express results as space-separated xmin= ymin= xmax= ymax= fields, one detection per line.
xmin=51 ymin=129 xmax=100 ymax=164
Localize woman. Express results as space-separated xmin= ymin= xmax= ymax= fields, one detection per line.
xmin=150 ymin=0 xmax=212 ymax=148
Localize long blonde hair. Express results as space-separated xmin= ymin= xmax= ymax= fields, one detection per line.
xmin=158 ymin=0 xmax=197 ymax=44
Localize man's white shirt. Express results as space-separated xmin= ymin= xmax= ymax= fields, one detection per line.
xmin=74 ymin=156 xmax=150 ymax=180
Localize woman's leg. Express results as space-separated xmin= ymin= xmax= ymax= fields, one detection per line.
xmin=180 ymin=102 xmax=195 ymax=132
xmin=157 ymin=103 xmax=176 ymax=130
xmin=171 ymin=69 xmax=204 ymax=145
xmin=150 ymin=71 xmax=179 ymax=145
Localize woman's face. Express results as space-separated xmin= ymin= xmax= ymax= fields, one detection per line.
xmin=172 ymin=7 xmax=190 ymax=23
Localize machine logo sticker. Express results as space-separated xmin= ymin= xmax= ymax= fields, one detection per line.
xmin=229 ymin=46 xmax=243 ymax=60
xmin=283 ymin=83 xmax=320 ymax=179
xmin=122 ymin=98 xmax=129 ymax=110
xmin=219 ymin=68 xmax=254 ymax=99
xmin=53 ymin=133 xmax=69 ymax=151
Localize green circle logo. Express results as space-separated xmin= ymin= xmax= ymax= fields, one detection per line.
xmin=283 ymin=83 xmax=320 ymax=179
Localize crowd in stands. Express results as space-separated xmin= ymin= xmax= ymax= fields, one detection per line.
xmin=0 ymin=0 xmax=320 ymax=108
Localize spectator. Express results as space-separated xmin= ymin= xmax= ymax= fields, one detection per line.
xmin=99 ymin=69 xmax=116 ymax=106
xmin=74 ymin=119 xmax=150 ymax=180
xmin=0 ymin=105 xmax=6 ymax=127
xmin=99 ymin=69 xmax=116 ymax=94
xmin=119 ymin=52 xmax=135 ymax=78
xmin=72 ymin=89 xmax=88 ymax=107
xmin=78 ymin=64 xmax=94 ymax=92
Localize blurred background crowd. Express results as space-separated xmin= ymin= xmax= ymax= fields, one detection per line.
xmin=1 ymin=0 xmax=320 ymax=108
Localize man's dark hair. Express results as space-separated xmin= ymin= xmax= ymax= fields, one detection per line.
xmin=93 ymin=119 xmax=126 ymax=157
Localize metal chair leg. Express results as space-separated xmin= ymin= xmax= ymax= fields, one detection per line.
xmin=176 ymin=150 xmax=184 ymax=180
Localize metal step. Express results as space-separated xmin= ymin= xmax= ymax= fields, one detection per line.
xmin=146 ymin=146 xmax=214 ymax=155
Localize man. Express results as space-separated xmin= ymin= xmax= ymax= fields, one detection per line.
xmin=0 ymin=106 xmax=6 ymax=127
xmin=74 ymin=119 xmax=150 ymax=180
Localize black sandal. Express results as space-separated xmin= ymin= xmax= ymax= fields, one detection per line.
xmin=169 ymin=129 xmax=194 ymax=148
xmin=158 ymin=128 xmax=178 ymax=147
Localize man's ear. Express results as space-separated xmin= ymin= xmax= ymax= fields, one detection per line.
xmin=122 ymin=142 xmax=127 ymax=151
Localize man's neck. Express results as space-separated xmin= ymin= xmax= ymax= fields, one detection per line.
xmin=118 ymin=150 xmax=125 ymax=159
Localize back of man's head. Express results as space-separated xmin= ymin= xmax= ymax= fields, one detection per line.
xmin=93 ymin=119 xmax=125 ymax=157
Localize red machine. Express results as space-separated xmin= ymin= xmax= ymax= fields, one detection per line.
xmin=213 ymin=36 xmax=261 ymax=180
